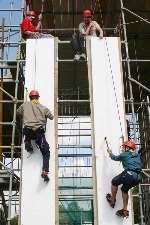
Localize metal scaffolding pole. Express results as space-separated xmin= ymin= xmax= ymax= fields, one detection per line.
xmin=120 ymin=1 xmax=150 ymax=224
xmin=0 ymin=1 xmax=24 ymax=224
xmin=122 ymin=7 xmax=150 ymax=25
xmin=129 ymin=77 xmax=150 ymax=94
xmin=7 ymin=60 xmax=20 ymax=225
xmin=120 ymin=0 xmax=137 ymax=138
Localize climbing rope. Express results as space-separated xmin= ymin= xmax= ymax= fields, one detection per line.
xmin=104 ymin=38 xmax=124 ymax=139
xmin=93 ymin=0 xmax=124 ymax=139
xmin=24 ymin=40 xmax=37 ymax=100
xmin=33 ymin=38 xmax=38 ymax=89
xmin=32 ymin=1 xmax=45 ymax=89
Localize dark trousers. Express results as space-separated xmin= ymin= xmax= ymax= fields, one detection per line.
xmin=71 ymin=33 xmax=85 ymax=54
xmin=23 ymin=126 xmax=50 ymax=172
xmin=112 ymin=170 xmax=140 ymax=193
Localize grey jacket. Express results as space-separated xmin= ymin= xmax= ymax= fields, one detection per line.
xmin=17 ymin=101 xmax=54 ymax=130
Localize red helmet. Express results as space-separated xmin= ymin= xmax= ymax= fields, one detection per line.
xmin=29 ymin=90 xmax=40 ymax=97
xmin=122 ymin=140 xmax=136 ymax=150
xmin=27 ymin=11 xmax=36 ymax=17
xmin=83 ymin=9 xmax=92 ymax=17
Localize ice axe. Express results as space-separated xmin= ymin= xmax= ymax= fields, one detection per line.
xmin=39 ymin=0 xmax=45 ymax=30
xmin=41 ymin=0 xmax=45 ymax=14
xmin=104 ymin=137 xmax=113 ymax=156
xmin=104 ymin=137 xmax=109 ymax=150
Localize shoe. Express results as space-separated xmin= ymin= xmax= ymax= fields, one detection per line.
xmin=80 ymin=53 xmax=86 ymax=60
xmin=116 ymin=209 xmax=129 ymax=218
xmin=74 ymin=54 xmax=80 ymax=61
xmin=106 ymin=193 xmax=116 ymax=208
xmin=25 ymin=142 xmax=33 ymax=153
xmin=41 ymin=171 xmax=49 ymax=182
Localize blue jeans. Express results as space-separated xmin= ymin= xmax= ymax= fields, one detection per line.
xmin=23 ymin=126 xmax=50 ymax=172
xmin=71 ymin=33 xmax=85 ymax=54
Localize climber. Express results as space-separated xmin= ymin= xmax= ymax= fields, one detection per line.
xmin=17 ymin=90 xmax=54 ymax=182
xmin=71 ymin=9 xmax=103 ymax=61
xmin=20 ymin=11 xmax=42 ymax=39
xmin=20 ymin=10 xmax=53 ymax=39
xmin=106 ymin=140 xmax=142 ymax=218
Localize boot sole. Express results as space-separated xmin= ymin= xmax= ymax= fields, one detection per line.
xmin=116 ymin=210 xmax=129 ymax=218
xmin=106 ymin=194 xmax=116 ymax=208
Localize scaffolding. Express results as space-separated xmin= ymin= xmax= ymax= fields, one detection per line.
xmin=0 ymin=1 xmax=24 ymax=225
xmin=119 ymin=1 xmax=150 ymax=224
xmin=0 ymin=0 xmax=150 ymax=225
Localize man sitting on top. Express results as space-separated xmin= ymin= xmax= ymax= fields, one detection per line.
xmin=71 ymin=9 xmax=103 ymax=61
xmin=20 ymin=10 xmax=53 ymax=39
xmin=20 ymin=11 xmax=42 ymax=39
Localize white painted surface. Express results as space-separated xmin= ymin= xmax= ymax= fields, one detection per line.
xmin=21 ymin=38 xmax=56 ymax=225
xmin=90 ymin=37 xmax=133 ymax=225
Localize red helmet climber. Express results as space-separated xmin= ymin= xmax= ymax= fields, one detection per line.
xmin=21 ymin=10 xmax=38 ymax=39
xmin=17 ymin=88 xmax=54 ymax=182
xmin=122 ymin=140 xmax=136 ymax=150
xmin=83 ymin=9 xmax=92 ymax=17
xmin=20 ymin=9 xmax=53 ymax=39
xmin=29 ymin=90 xmax=40 ymax=97
xmin=72 ymin=8 xmax=103 ymax=61
xmin=106 ymin=138 xmax=141 ymax=218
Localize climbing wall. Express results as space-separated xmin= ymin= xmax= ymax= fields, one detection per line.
xmin=20 ymin=38 xmax=56 ymax=225
xmin=89 ymin=37 xmax=133 ymax=225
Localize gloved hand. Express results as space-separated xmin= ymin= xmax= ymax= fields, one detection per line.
xmin=99 ymin=35 xmax=103 ymax=39
xmin=107 ymin=149 xmax=112 ymax=155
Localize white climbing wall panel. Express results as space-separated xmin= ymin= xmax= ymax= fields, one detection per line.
xmin=90 ymin=37 xmax=133 ymax=225
xmin=20 ymin=38 xmax=56 ymax=225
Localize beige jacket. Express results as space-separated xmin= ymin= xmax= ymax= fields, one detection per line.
xmin=17 ymin=101 xmax=54 ymax=130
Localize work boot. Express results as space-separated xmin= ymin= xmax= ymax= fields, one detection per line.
xmin=74 ymin=53 xmax=80 ymax=61
xmin=106 ymin=193 xmax=116 ymax=208
xmin=80 ymin=53 xmax=86 ymax=60
xmin=41 ymin=171 xmax=49 ymax=182
xmin=25 ymin=142 xmax=33 ymax=153
xmin=116 ymin=209 xmax=129 ymax=218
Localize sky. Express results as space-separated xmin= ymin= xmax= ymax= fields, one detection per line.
xmin=0 ymin=0 xmax=22 ymax=60
xmin=0 ymin=0 xmax=22 ymax=23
